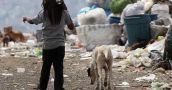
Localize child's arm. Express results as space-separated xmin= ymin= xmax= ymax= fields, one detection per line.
xmin=23 ymin=11 xmax=44 ymax=25
xmin=64 ymin=10 xmax=75 ymax=30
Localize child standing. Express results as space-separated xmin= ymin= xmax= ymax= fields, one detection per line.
xmin=23 ymin=0 xmax=74 ymax=90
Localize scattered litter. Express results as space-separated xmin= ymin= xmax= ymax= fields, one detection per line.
xmin=64 ymin=75 xmax=69 ymax=78
xmin=149 ymin=50 xmax=163 ymax=65
xmin=2 ymin=73 xmax=13 ymax=76
xmin=13 ymin=83 xmax=20 ymax=87
xmin=146 ymin=39 xmax=165 ymax=53
xmin=35 ymin=47 xmax=42 ymax=58
xmin=111 ymin=51 xmax=128 ymax=59
xmin=17 ymin=68 xmax=25 ymax=73
xmin=118 ymin=81 xmax=130 ymax=87
xmin=80 ymin=52 xmax=92 ymax=58
xmin=126 ymin=48 xmax=152 ymax=67
xmin=27 ymin=84 xmax=37 ymax=87
xmin=151 ymin=82 xmax=164 ymax=89
xmin=134 ymin=74 xmax=156 ymax=82
xmin=80 ymin=57 xmax=92 ymax=61
xmin=80 ymin=52 xmax=92 ymax=60
xmin=151 ymin=82 xmax=172 ymax=90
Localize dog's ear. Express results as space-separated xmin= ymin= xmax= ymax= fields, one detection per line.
xmin=87 ymin=68 xmax=91 ymax=77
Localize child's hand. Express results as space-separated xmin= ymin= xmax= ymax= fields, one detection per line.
xmin=23 ymin=17 xmax=32 ymax=23
xmin=23 ymin=17 xmax=27 ymax=23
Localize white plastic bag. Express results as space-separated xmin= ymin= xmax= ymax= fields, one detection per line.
xmin=151 ymin=4 xmax=171 ymax=19
xmin=77 ymin=8 xmax=107 ymax=25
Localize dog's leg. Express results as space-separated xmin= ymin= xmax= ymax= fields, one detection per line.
xmin=98 ymin=67 xmax=104 ymax=90
xmin=95 ymin=77 xmax=99 ymax=90
xmin=104 ymin=67 xmax=108 ymax=88
xmin=108 ymin=67 xmax=112 ymax=90
xmin=107 ymin=60 xmax=112 ymax=90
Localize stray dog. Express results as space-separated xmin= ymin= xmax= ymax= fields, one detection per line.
xmin=2 ymin=35 xmax=10 ymax=47
xmin=87 ymin=45 xmax=113 ymax=90
xmin=4 ymin=26 xmax=25 ymax=42
xmin=2 ymin=35 xmax=15 ymax=47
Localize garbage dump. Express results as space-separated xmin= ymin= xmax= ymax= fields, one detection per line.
xmin=0 ymin=0 xmax=172 ymax=90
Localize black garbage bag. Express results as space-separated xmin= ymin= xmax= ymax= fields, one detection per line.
xmin=149 ymin=50 xmax=171 ymax=70
xmin=149 ymin=50 xmax=163 ymax=65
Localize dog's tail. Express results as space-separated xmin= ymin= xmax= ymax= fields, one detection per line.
xmin=104 ymin=47 xmax=113 ymax=61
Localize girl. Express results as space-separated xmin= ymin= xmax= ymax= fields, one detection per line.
xmin=23 ymin=0 xmax=74 ymax=90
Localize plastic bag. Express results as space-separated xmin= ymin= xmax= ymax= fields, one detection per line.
xmin=151 ymin=4 xmax=171 ymax=19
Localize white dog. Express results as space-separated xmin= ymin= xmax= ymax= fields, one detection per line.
xmin=87 ymin=45 xmax=113 ymax=90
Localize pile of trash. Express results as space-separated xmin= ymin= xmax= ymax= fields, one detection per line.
xmin=78 ymin=38 xmax=167 ymax=69
xmin=126 ymin=48 xmax=152 ymax=67
xmin=0 ymin=38 xmax=42 ymax=58
xmin=111 ymin=47 xmax=153 ymax=68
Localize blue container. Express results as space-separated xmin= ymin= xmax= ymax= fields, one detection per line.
xmin=149 ymin=14 xmax=158 ymax=21
xmin=109 ymin=16 xmax=120 ymax=24
xmin=124 ymin=14 xmax=151 ymax=46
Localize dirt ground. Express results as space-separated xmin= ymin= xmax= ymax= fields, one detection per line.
xmin=0 ymin=49 xmax=172 ymax=90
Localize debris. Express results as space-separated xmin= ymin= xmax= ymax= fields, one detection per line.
xmin=17 ymin=68 xmax=25 ymax=73
xmin=151 ymin=82 xmax=172 ymax=90
xmin=80 ymin=57 xmax=91 ymax=61
xmin=153 ymin=68 xmax=166 ymax=74
xmin=64 ymin=75 xmax=69 ymax=78
xmin=118 ymin=81 xmax=130 ymax=87
xmin=126 ymin=48 xmax=152 ymax=67
xmin=149 ymin=50 xmax=163 ymax=65
xmin=80 ymin=52 xmax=92 ymax=58
xmin=35 ymin=47 xmax=42 ymax=58
xmin=134 ymin=74 xmax=156 ymax=82
xmin=27 ymin=84 xmax=37 ymax=87
xmin=146 ymin=39 xmax=165 ymax=53
xmin=80 ymin=52 xmax=92 ymax=60
xmin=111 ymin=51 xmax=128 ymax=59
xmin=2 ymin=73 xmax=13 ymax=76
xmin=152 ymin=60 xmax=171 ymax=71
xmin=151 ymin=82 xmax=164 ymax=89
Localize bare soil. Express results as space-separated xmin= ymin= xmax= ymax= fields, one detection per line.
xmin=0 ymin=50 xmax=172 ymax=90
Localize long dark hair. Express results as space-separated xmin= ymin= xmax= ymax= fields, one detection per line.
xmin=42 ymin=0 xmax=67 ymax=25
